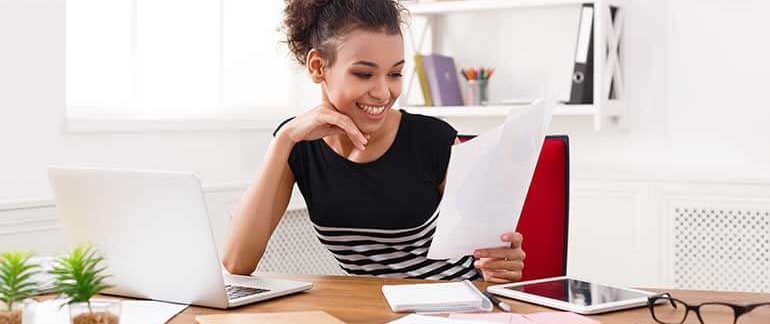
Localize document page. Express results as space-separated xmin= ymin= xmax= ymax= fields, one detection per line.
xmin=428 ymin=100 xmax=554 ymax=259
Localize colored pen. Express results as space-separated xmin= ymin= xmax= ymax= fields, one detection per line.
xmin=483 ymin=291 xmax=512 ymax=312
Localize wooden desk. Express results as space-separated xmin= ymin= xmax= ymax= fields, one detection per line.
xmin=167 ymin=274 xmax=770 ymax=324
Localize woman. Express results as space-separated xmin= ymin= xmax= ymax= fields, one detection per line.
xmin=223 ymin=0 xmax=525 ymax=283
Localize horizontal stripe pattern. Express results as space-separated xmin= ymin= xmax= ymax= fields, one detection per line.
xmin=312 ymin=210 xmax=480 ymax=281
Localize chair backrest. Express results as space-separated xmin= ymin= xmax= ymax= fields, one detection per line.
xmin=458 ymin=135 xmax=569 ymax=281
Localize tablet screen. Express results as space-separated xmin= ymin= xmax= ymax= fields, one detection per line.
xmin=504 ymin=278 xmax=648 ymax=306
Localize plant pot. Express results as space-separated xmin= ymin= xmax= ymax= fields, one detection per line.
xmin=68 ymin=300 xmax=121 ymax=324
xmin=0 ymin=309 xmax=22 ymax=324
xmin=0 ymin=301 xmax=23 ymax=324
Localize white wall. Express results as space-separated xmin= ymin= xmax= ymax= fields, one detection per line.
xmin=548 ymin=0 xmax=770 ymax=178
xmin=0 ymin=0 xmax=276 ymax=203
xmin=2 ymin=0 xmax=769 ymax=291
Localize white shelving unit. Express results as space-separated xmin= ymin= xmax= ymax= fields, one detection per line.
xmin=401 ymin=0 xmax=627 ymax=130
xmin=407 ymin=0 xmax=592 ymax=14
xmin=404 ymin=103 xmax=597 ymax=118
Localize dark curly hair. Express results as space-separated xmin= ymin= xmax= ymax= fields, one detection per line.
xmin=282 ymin=0 xmax=407 ymax=66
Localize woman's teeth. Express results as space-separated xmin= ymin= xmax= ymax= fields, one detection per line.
xmin=357 ymin=103 xmax=386 ymax=115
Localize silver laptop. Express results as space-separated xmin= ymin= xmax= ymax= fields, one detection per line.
xmin=48 ymin=166 xmax=312 ymax=309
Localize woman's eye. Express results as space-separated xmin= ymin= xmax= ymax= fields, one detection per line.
xmin=389 ymin=72 xmax=403 ymax=78
xmin=353 ymin=72 xmax=373 ymax=79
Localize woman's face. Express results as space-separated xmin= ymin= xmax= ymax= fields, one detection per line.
xmin=321 ymin=29 xmax=404 ymax=135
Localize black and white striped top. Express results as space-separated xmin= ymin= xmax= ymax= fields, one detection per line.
xmin=312 ymin=209 xmax=479 ymax=280
xmin=279 ymin=110 xmax=480 ymax=280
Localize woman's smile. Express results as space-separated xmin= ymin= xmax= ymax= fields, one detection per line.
xmin=356 ymin=102 xmax=388 ymax=117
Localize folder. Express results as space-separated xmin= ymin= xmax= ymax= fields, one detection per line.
xmin=422 ymin=54 xmax=464 ymax=106
xmin=414 ymin=54 xmax=434 ymax=106
xmin=567 ymin=4 xmax=594 ymax=104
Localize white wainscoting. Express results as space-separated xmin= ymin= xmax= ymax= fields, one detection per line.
xmin=569 ymin=171 xmax=770 ymax=293
xmin=0 ymin=183 xmax=306 ymax=257
xmin=0 ymin=200 xmax=66 ymax=255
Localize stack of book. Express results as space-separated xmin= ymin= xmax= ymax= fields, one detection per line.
xmin=414 ymin=53 xmax=464 ymax=107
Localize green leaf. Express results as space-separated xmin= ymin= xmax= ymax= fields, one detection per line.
xmin=49 ymin=244 xmax=112 ymax=304
xmin=0 ymin=251 xmax=39 ymax=310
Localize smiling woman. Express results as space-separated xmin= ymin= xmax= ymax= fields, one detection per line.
xmin=222 ymin=0 xmax=526 ymax=283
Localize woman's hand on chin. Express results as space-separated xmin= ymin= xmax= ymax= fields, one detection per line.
xmin=277 ymin=101 xmax=368 ymax=151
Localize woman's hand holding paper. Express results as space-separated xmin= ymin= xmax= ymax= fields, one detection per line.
xmin=473 ymin=232 xmax=525 ymax=283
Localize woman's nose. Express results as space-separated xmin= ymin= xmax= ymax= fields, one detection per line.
xmin=368 ymin=78 xmax=390 ymax=102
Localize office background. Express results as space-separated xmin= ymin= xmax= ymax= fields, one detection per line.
xmin=1 ymin=0 xmax=768 ymax=294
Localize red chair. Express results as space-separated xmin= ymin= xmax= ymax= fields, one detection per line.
xmin=458 ymin=135 xmax=569 ymax=281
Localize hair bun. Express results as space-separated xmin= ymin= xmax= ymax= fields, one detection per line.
xmin=282 ymin=0 xmax=407 ymax=66
xmin=283 ymin=0 xmax=332 ymax=66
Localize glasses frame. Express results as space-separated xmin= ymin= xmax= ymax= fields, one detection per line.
xmin=647 ymin=293 xmax=770 ymax=324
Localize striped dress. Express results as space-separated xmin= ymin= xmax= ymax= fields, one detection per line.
xmin=278 ymin=110 xmax=480 ymax=280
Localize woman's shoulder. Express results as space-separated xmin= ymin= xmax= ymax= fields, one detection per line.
xmin=401 ymin=109 xmax=457 ymax=143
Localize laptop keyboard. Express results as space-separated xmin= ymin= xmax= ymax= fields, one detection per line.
xmin=225 ymin=284 xmax=270 ymax=300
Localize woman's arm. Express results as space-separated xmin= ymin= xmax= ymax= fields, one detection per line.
xmin=222 ymin=132 xmax=296 ymax=275
xmin=222 ymin=101 xmax=368 ymax=275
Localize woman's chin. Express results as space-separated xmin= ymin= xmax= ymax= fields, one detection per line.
xmin=352 ymin=107 xmax=390 ymax=133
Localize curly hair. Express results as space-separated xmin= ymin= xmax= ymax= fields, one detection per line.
xmin=282 ymin=0 xmax=408 ymax=66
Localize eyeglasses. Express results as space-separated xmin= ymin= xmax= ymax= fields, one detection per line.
xmin=647 ymin=293 xmax=770 ymax=324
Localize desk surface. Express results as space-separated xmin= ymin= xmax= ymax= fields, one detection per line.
xmin=166 ymin=274 xmax=770 ymax=324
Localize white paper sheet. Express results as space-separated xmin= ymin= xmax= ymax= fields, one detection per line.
xmin=428 ymin=100 xmax=554 ymax=259
xmin=25 ymin=299 xmax=189 ymax=324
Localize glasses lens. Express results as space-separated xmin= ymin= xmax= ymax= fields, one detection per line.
xmin=652 ymin=297 xmax=688 ymax=324
xmin=699 ymin=303 xmax=735 ymax=324
xmin=741 ymin=304 xmax=770 ymax=323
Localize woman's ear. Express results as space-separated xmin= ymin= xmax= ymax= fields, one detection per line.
xmin=306 ymin=49 xmax=326 ymax=84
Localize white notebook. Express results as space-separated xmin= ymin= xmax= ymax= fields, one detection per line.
xmin=381 ymin=280 xmax=493 ymax=313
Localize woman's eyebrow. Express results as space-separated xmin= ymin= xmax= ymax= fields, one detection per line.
xmin=352 ymin=60 xmax=406 ymax=68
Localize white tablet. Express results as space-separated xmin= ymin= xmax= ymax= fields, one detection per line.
xmin=487 ymin=276 xmax=657 ymax=314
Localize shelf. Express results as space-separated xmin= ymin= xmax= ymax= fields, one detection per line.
xmin=402 ymin=0 xmax=628 ymax=130
xmin=403 ymin=104 xmax=597 ymax=118
xmin=404 ymin=0 xmax=591 ymax=15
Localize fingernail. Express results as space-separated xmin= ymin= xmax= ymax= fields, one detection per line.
xmin=473 ymin=261 xmax=481 ymax=268
xmin=475 ymin=251 xmax=487 ymax=258
xmin=502 ymin=234 xmax=511 ymax=241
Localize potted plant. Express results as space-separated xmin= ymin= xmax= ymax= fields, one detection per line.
xmin=0 ymin=251 xmax=38 ymax=324
xmin=50 ymin=245 xmax=120 ymax=324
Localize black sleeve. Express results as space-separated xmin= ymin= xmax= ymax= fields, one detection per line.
xmin=272 ymin=117 xmax=296 ymax=137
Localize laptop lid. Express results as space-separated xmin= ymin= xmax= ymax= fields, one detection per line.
xmin=48 ymin=166 xmax=229 ymax=308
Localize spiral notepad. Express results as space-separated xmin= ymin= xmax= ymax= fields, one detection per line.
xmin=381 ymin=280 xmax=493 ymax=313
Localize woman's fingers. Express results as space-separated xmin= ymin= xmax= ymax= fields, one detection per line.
xmin=481 ymin=274 xmax=512 ymax=284
xmin=500 ymin=232 xmax=523 ymax=248
xmin=318 ymin=111 xmax=368 ymax=151
xmin=482 ymin=269 xmax=522 ymax=283
xmin=474 ymin=259 xmax=524 ymax=272
xmin=474 ymin=247 xmax=525 ymax=261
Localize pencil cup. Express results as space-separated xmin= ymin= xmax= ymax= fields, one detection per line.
xmin=467 ymin=79 xmax=489 ymax=106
